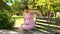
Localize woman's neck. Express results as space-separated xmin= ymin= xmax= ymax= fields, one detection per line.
xmin=25 ymin=11 xmax=29 ymax=13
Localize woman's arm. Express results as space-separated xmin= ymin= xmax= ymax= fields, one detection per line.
xmin=33 ymin=10 xmax=42 ymax=18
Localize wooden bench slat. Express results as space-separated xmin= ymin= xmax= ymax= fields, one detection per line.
xmin=35 ymin=26 xmax=54 ymax=33
xmin=36 ymin=18 xmax=60 ymax=20
xmin=26 ymin=29 xmax=46 ymax=34
xmin=36 ymin=25 xmax=60 ymax=33
xmin=35 ymin=23 xmax=60 ymax=30
xmin=36 ymin=21 xmax=60 ymax=26
xmin=36 ymin=22 xmax=60 ymax=28
xmin=35 ymin=28 xmax=54 ymax=34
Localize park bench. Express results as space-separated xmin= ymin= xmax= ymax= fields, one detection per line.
xmin=25 ymin=17 xmax=60 ymax=34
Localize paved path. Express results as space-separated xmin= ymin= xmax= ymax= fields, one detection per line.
xmin=0 ymin=29 xmax=20 ymax=34
xmin=0 ymin=29 xmax=45 ymax=34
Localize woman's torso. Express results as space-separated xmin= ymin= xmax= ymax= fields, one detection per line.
xmin=24 ymin=11 xmax=35 ymax=25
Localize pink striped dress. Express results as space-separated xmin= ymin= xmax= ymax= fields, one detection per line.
xmin=22 ymin=11 xmax=35 ymax=30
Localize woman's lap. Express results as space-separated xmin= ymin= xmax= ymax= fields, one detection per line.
xmin=21 ymin=25 xmax=35 ymax=30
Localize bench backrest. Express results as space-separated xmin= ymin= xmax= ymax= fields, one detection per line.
xmin=35 ymin=17 xmax=60 ymax=34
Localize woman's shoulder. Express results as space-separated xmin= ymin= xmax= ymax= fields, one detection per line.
xmin=29 ymin=10 xmax=33 ymax=12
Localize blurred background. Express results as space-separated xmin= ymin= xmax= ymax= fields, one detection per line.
xmin=0 ymin=0 xmax=60 ymax=29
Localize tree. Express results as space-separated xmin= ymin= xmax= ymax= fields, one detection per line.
xmin=0 ymin=0 xmax=15 ymax=28
xmin=3 ymin=0 xmax=60 ymax=17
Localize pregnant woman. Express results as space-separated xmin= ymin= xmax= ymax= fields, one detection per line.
xmin=19 ymin=6 xmax=42 ymax=34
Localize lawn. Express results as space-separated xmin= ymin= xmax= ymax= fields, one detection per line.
xmin=12 ymin=16 xmax=24 ymax=28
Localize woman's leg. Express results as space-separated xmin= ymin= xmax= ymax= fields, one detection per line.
xmin=19 ymin=26 xmax=25 ymax=34
xmin=18 ymin=24 xmax=35 ymax=34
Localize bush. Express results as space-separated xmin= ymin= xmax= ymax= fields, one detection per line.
xmin=0 ymin=10 xmax=15 ymax=29
xmin=55 ymin=16 xmax=60 ymax=24
xmin=56 ymin=16 xmax=60 ymax=18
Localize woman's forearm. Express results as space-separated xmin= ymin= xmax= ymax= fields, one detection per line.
xmin=36 ymin=11 xmax=42 ymax=18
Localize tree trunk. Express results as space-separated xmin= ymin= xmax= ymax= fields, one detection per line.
xmin=0 ymin=0 xmax=3 ymax=10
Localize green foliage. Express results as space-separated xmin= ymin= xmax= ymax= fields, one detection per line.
xmin=56 ymin=15 xmax=60 ymax=18
xmin=0 ymin=0 xmax=15 ymax=29
xmin=55 ymin=16 xmax=60 ymax=24
xmin=3 ymin=2 xmax=11 ymax=11
xmin=3 ymin=0 xmax=60 ymax=15
xmin=0 ymin=10 xmax=15 ymax=29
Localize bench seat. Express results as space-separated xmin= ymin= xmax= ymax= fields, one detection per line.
xmin=25 ymin=29 xmax=46 ymax=34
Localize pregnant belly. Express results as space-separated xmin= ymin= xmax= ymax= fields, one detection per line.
xmin=22 ymin=24 xmax=35 ymax=30
xmin=25 ymin=20 xmax=35 ymax=25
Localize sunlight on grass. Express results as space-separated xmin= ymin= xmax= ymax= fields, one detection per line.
xmin=12 ymin=16 xmax=24 ymax=28
xmin=14 ymin=18 xmax=24 ymax=28
xmin=14 ymin=17 xmax=24 ymax=28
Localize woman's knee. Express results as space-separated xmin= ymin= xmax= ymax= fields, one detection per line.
xmin=19 ymin=26 xmax=24 ymax=30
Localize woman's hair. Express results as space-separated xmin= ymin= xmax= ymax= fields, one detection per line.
xmin=24 ymin=6 xmax=28 ymax=9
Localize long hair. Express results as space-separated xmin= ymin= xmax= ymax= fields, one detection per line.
xmin=24 ymin=6 xmax=29 ymax=13
xmin=24 ymin=6 xmax=28 ymax=9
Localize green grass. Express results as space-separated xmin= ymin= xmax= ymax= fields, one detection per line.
xmin=12 ymin=16 xmax=24 ymax=19
xmin=12 ymin=16 xmax=24 ymax=27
